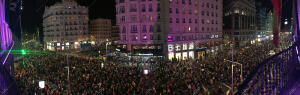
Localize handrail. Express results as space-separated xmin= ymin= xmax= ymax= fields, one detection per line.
xmin=236 ymin=41 xmax=299 ymax=95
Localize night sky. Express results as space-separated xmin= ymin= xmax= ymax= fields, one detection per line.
xmin=21 ymin=0 xmax=291 ymax=34
xmin=22 ymin=0 xmax=115 ymax=34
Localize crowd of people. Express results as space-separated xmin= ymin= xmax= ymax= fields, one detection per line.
xmin=14 ymin=34 xmax=293 ymax=95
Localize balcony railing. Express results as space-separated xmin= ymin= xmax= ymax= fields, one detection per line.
xmin=237 ymin=41 xmax=300 ymax=95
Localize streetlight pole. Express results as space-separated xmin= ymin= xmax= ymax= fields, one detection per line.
xmin=67 ymin=55 xmax=71 ymax=94
xmin=231 ymin=42 xmax=234 ymax=95
xmin=106 ymin=39 xmax=108 ymax=55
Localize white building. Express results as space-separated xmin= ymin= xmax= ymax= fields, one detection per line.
xmin=89 ymin=18 xmax=112 ymax=44
xmin=43 ymin=0 xmax=89 ymax=51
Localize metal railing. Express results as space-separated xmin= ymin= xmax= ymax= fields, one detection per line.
xmin=237 ymin=41 xmax=300 ymax=95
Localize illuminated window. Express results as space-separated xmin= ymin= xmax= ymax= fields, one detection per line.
xmin=168 ymin=44 xmax=174 ymax=51
xmin=194 ymin=10 xmax=198 ymax=14
xmin=183 ymin=44 xmax=188 ymax=50
xmin=149 ymin=15 xmax=153 ymax=21
xmin=206 ymin=19 xmax=210 ymax=24
xmin=234 ymin=9 xmax=239 ymax=14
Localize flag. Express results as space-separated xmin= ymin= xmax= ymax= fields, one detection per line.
xmin=271 ymin=0 xmax=282 ymax=47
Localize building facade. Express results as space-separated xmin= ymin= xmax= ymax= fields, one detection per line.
xmin=112 ymin=25 xmax=120 ymax=44
xmin=43 ymin=0 xmax=89 ymax=51
xmin=89 ymin=18 xmax=112 ymax=44
xmin=223 ymin=0 xmax=256 ymax=47
xmin=266 ymin=11 xmax=273 ymax=35
xmin=256 ymin=2 xmax=267 ymax=39
xmin=116 ymin=0 xmax=223 ymax=60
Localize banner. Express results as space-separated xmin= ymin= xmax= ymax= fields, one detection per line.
xmin=271 ymin=0 xmax=282 ymax=47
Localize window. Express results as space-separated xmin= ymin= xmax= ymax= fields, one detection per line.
xmin=121 ymin=16 xmax=125 ymax=22
xmin=142 ymin=25 xmax=147 ymax=32
xmin=131 ymin=35 xmax=137 ymax=41
xmin=183 ymin=18 xmax=186 ymax=23
xmin=182 ymin=0 xmax=185 ymax=4
xmin=182 ymin=36 xmax=186 ymax=41
xmin=170 ymin=18 xmax=173 ymax=23
xmin=143 ymin=35 xmax=147 ymax=40
xmin=150 ymin=35 xmax=153 ymax=40
xmin=201 ymin=11 xmax=204 ymax=15
xmin=150 ymin=25 xmax=153 ymax=32
xmin=195 ymin=19 xmax=198 ymax=23
xmin=120 ymin=0 xmax=125 ymax=3
xmin=120 ymin=6 xmax=125 ymax=13
xmin=207 ymin=3 xmax=209 ymax=8
xmin=157 ymin=3 xmax=160 ymax=12
xmin=201 ymin=19 xmax=204 ymax=24
xmin=130 ymin=4 xmax=137 ymax=12
xmin=176 ymin=36 xmax=180 ymax=41
xmin=206 ymin=19 xmax=210 ymax=24
xmin=122 ymin=26 xmax=126 ymax=33
xmin=189 ymin=18 xmax=192 ymax=23
xmin=206 ymin=11 xmax=209 ymax=16
xmin=157 ymin=25 xmax=161 ymax=32
xmin=131 ymin=15 xmax=137 ymax=22
xmin=188 ymin=0 xmax=191 ymax=5
xmin=157 ymin=34 xmax=161 ymax=40
xmin=149 ymin=4 xmax=153 ymax=12
xmin=170 ymin=8 xmax=172 ymax=13
xmin=176 ymin=8 xmax=179 ymax=14
xmin=131 ymin=25 xmax=138 ymax=33
xmin=142 ymin=4 xmax=146 ymax=12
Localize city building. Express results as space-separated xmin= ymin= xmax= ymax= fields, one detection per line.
xmin=116 ymin=0 xmax=223 ymax=60
xmin=256 ymin=3 xmax=267 ymax=38
xmin=89 ymin=18 xmax=112 ymax=44
xmin=43 ymin=0 xmax=89 ymax=51
xmin=112 ymin=25 xmax=120 ymax=44
xmin=223 ymin=0 xmax=256 ymax=47
xmin=266 ymin=11 xmax=273 ymax=34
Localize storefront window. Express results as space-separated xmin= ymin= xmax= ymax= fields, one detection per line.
xmin=189 ymin=43 xmax=194 ymax=50
xmin=183 ymin=44 xmax=188 ymax=50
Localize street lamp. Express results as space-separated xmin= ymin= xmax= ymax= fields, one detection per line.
xmin=105 ymin=39 xmax=110 ymax=55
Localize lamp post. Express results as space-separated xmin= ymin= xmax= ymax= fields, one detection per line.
xmin=66 ymin=55 xmax=71 ymax=94
xmin=106 ymin=39 xmax=108 ymax=55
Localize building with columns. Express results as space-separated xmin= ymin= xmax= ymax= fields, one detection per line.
xmin=223 ymin=0 xmax=256 ymax=47
xmin=116 ymin=0 xmax=223 ymax=60
xmin=43 ymin=0 xmax=89 ymax=51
